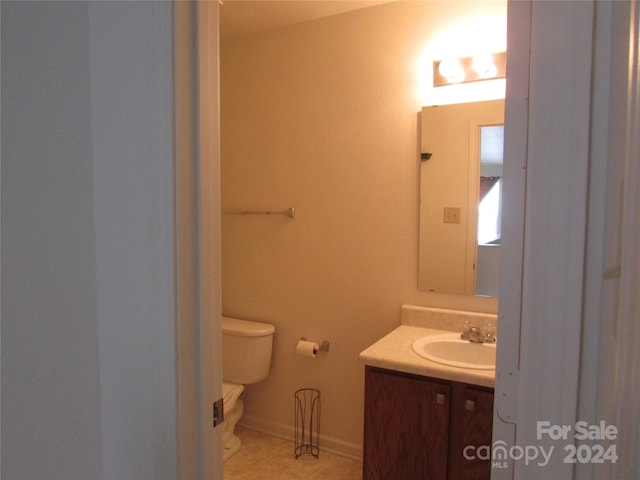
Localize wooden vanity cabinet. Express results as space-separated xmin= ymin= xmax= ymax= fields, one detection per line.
xmin=363 ymin=366 xmax=494 ymax=480
xmin=448 ymin=382 xmax=495 ymax=480
xmin=363 ymin=366 xmax=450 ymax=480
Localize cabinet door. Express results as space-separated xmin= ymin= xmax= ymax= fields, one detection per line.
xmin=364 ymin=367 xmax=450 ymax=480
xmin=449 ymin=384 xmax=494 ymax=480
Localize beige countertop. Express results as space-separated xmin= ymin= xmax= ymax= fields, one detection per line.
xmin=359 ymin=325 xmax=495 ymax=388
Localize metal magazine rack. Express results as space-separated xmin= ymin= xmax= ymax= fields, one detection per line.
xmin=294 ymin=388 xmax=321 ymax=458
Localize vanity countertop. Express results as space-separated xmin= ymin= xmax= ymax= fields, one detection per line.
xmin=359 ymin=325 xmax=495 ymax=388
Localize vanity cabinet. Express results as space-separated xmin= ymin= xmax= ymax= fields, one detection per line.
xmin=363 ymin=366 xmax=494 ymax=480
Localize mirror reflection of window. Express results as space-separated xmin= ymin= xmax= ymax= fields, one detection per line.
xmin=478 ymin=179 xmax=502 ymax=244
xmin=478 ymin=125 xmax=504 ymax=246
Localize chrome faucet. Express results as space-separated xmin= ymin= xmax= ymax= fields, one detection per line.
xmin=468 ymin=326 xmax=484 ymax=343
xmin=461 ymin=322 xmax=496 ymax=344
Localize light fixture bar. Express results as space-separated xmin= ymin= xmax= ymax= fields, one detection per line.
xmin=433 ymin=51 xmax=506 ymax=87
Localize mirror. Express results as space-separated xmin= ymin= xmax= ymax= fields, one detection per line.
xmin=419 ymin=99 xmax=505 ymax=296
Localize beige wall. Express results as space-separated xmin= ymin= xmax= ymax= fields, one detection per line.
xmin=220 ymin=1 xmax=506 ymax=457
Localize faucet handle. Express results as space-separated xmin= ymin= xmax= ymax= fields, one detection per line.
xmin=482 ymin=323 xmax=496 ymax=343
xmin=460 ymin=320 xmax=471 ymax=340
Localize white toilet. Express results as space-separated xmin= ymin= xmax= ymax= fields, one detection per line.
xmin=221 ymin=316 xmax=275 ymax=462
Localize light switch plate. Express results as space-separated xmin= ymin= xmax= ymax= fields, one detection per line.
xmin=443 ymin=207 xmax=461 ymax=224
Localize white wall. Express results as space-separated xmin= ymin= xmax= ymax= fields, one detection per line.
xmin=1 ymin=2 xmax=179 ymax=478
xmin=1 ymin=3 xmax=103 ymax=477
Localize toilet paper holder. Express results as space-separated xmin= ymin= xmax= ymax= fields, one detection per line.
xmin=300 ymin=337 xmax=330 ymax=352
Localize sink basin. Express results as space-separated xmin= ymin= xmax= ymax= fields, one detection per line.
xmin=412 ymin=333 xmax=496 ymax=370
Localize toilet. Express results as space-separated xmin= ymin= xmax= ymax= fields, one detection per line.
xmin=222 ymin=316 xmax=275 ymax=461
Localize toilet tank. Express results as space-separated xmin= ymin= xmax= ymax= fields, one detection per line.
xmin=222 ymin=316 xmax=275 ymax=385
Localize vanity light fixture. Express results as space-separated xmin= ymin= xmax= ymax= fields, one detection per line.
xmin=433 ymin=51 xmax=506 ymax=87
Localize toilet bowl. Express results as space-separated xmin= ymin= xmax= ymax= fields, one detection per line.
xmin=222 ymin=382 xmax=245 ymax=458
xmin=221 ymin=316 xmax=275 ymax=462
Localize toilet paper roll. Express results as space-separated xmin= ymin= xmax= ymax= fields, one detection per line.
xmin=296 ymin=340 xmax=319 ymax=359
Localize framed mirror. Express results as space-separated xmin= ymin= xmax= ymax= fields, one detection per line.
xmin=419 ymin=99 xmax=505 ymax=296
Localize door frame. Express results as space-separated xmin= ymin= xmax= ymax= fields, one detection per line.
xmin=175 ymin=1 xmax=223 ymax=479
xmin=494 ymin=1 xmax=640 ymax=478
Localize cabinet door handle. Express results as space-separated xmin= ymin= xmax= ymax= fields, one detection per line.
xmin=465 ymin=399 xmax=475 ymax=411
xmin=436 ymin=393 xmax=445 ymax=405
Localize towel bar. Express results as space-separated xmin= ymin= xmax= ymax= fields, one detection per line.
xmin=223 ymin=207 xmax=295 ymax=218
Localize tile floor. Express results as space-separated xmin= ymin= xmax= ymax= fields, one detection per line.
xmin=223 ymin=426 xmax=363 ymax=480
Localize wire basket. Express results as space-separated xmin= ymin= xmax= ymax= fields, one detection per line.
xmin=294 ymin=388 xmax=321 ymax=458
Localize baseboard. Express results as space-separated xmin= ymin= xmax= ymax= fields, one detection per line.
xmin=239 ymin=414 xmax=363 ymax=462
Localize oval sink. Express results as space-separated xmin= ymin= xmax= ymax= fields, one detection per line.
xmin=412 ymin=333 xmax=496 ymax=370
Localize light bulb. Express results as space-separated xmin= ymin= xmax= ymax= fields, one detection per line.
xmin=438 ymin=59 xmax=465 ymax=84
xmin=472 ymin=54 xmax=497 ymax=78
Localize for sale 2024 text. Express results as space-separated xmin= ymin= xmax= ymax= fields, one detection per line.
xmin=536 ymin=420 xmax=618 ymax=466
